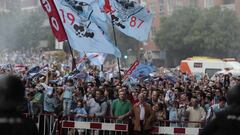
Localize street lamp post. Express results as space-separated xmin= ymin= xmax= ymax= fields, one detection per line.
xmin=139 ymin=47 xmax=144 ymax=62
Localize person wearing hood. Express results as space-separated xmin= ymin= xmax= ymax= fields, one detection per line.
xmin=200 ymin=84 xmax=240 ymax=135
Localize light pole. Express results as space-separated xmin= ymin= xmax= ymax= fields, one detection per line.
xmin=139 ymin=47 xmax=144 ymax=62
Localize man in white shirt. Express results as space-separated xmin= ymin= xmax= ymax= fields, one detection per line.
xmin=132 ymin=93 xmax=155 ymax=135
xmin=186 ymin=97 xmax=206 ymax=127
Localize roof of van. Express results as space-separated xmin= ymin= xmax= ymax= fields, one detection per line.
xmin=185 ymin=57 xmax=223 ymax=61
xmin=223 ymin=58 xmax=237 ymax=61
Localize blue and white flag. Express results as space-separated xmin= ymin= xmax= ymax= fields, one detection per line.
xmin=79 ymin=52 xmax=107 ymax=67
xmin=100 ymin=0 xmax=153 ymax=42
xmin=27 ymin=66 xmax=41 ymax=77
xmin=77 ymin=62 xmax=85 ymax=71
xmin=73 ymin=71 xmax=88 ymax=79
xmin=87 ymin=53 xmax=107 ymax=66
xmin=89 ymin=53 xmax=107 ymax=66
xmin=130 ymin=64 xmax=155 ymax=79
xmin=1 ymin=64 xmax=13 ymax=71
xmin=65 ymin=0 xmax=110 ymax=33
xmin=54 ymin=0 xmax=121 ymax=57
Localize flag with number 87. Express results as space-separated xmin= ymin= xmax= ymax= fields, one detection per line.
xmin=100 ymin=0 xmax=153 ymax=42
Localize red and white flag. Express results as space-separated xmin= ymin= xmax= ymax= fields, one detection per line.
xmin=123 ymin=60 xmax=140 ymax=80
xmin=40 ymin=0 xmax=67 ymax=42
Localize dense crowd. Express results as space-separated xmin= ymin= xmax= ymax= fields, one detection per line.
xmin=0 ymin=50 xmax=239 ymax=135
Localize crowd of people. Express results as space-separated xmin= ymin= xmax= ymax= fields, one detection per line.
xmin=0 ymin=49 xmax=239 ymax=135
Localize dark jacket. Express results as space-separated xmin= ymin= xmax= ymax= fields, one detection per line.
xmin=200 ymin=105 xmax=240 ymax=135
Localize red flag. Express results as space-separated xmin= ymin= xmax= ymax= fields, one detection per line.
xmin=123 ymin=60 xmax=140 ymax=80
xmin=78 ymin=54 xmax=88 ymax=64
xmin=40 ymin=0 xmax=67 ymax=42
xmin=103 ymin=0 xmax=112 ymax=13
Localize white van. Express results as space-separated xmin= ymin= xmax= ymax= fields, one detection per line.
xmin=180 ymin=57 xmax=226 ymax=77
xmin=211 ymin=60 xmax=240 ymax=79
xmin=180 ymin=57 xmax=240 ymax=77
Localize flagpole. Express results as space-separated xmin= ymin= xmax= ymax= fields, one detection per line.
xmin=111 ymin=17 xmax=122 ymax=82
xmin=67 ymin=41 xmax=76 ymax=71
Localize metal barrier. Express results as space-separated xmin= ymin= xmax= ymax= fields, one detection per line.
xmin=60 ymin=118 xmax=204 ymax=135
xmin=61 ymin=121 xmax=128 ymax=135
xmin=151 ymin=126 xmax=201 ymax=134
xmin=23 ymin=113 xmax=58 ymax=135
xmin=22 ymin=113 xmax=205 ymax=135
xmin=59 ymin=116 xmax=128 ymax=135
xmin=151 ymin=120 xmax=205 ymax=135
xmin=153 ymin=120 xmax=206 ymax=127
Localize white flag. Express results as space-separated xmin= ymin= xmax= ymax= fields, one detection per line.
xmin=87 ymin=53 xmax=107 ymax=66
xmin=54 ymin=0 xmax=121 ymax=57
xmin=100 ymin=0 xmax=153 ymax=42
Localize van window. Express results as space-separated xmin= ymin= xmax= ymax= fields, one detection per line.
xmin=194 ymin=63 xmax=202 ymax=68
xmin=205 ymin=68 xmax=222 ymax=77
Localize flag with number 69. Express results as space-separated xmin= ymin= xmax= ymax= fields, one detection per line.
xmin=100 ymin=0 xmax=153 ymax=42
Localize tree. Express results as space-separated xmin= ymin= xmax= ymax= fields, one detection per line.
xmin=155 ymin=7 xmax=240 ymax=66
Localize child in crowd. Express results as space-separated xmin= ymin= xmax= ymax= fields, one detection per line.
xmin=73 ymin=99 xmax=87 ymax=135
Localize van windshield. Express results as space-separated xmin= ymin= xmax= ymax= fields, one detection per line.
xmin=205 ymin=69 xmax=222 ymax=78
xmin=226 ymin=62 xmax=240 ymax=69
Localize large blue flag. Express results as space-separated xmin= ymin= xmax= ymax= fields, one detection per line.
xmin=66 ymin=0 xmax=110 ymax=33
xmin=130 ymin=64 xmax=155 ymax=79
xmin=53 ymin=0 xmax=121 ymax=57
xmin=100 ymin=0 xmax=153 ymax=42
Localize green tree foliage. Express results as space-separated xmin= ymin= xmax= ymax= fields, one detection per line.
xmin=155 ymin=7 xmax=240 ymax=66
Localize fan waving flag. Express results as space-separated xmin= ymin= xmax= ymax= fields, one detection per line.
xmin=100 ymin=0 xmax=153 ymax=42
xmin=40 ymin=0 xmax=67 ymax=41
xmin=79 ymin=53 xmax=107 ymax=67
xmin=87 ymin=53 xmax=107 ymax=66
xmin=53 ymin=0 xmax=121 ymax=57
